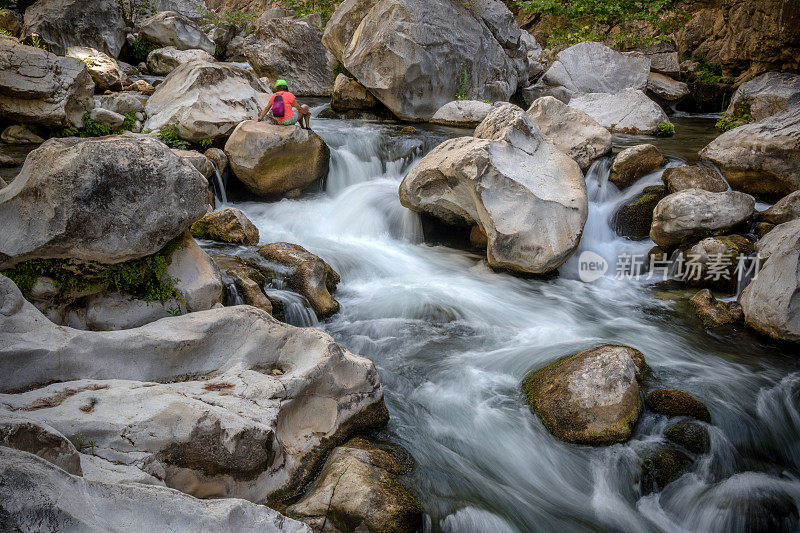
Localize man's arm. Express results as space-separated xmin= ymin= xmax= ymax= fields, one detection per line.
xmin=258 ymin=102 xmax=272 ymax=121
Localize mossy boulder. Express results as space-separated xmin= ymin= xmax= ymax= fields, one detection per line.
xmin=681 ymin=235 xmax=755 ymax=292
xmin=690 ymin=289 xmax=743 ymax=328
xmin=641 ymin=448 xmax=691 ymax=493
xmin=612 ymin=185 xmax=668 ymax=240
xmin=647 ymin=389 xmax=711 ymax=422
xmin=665 ymin=421 xmax=711 ymax=455
xmin=608 ymin=144 xmax=666 ymax=189
xmin=190 ymin=208 xmax=260 ymax=246
xmin=522 ymin=345 xmax=648 ymax=445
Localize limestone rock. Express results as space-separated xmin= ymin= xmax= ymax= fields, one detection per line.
xmin=759 ymin=190 xmax=800 ymax=225
xmin=612 ymin=185 xmax=668 ymax=241
xmin=0 ymin=136 xmax=208 ymax=268
xmin=82 ymin=292 xmax=185 ymax=331
xmin=647 ymin=389 xmax=711 ymax=422
xmin=330 ymin=73 xmax=379 ymax=112
xmin=0 ymin=35 xmax=94 ymax=127
xmin=0 ymin=155 xmax=22 ymax=167
xmin=124 ymin=78 xmax=156 ymax=95
xmin=608 ymin=144 xmax=666 ymax=188
xmin=89 ymin=107 xmax=125 ymax=129
xmin=167 ymin=232 xmax=223 ymax=312
xmin=0 ymin=8 xmax=21 ymax=38
xmin=699 ymin=105 xmax=800 ymax=199
xmin=0 ymin=411 xmax=82 ymax=475
xmin=139 ymin=11 xmax=215 ymax=55
xmin=66 ymin=46 xmax=123 ymax=91
xmin=662 ymin=165 xmax=728 ymax=193
xmin=191 ymin=207 xmax=260 ymax=245
xmin=568 ymin=89 xmax=669 ymax=135
xmin=522 ymin=345 xmax=648 ymax=444
xmin=224 ymin=120 xmax=329 ymax=197
xmin=400 ymin=105 xmax=587 ymax=275
xmin=171 ymin=149 xmax=214 ymax=179
xmin=724 ymin=72 xmax=800 ymax=122
xmin=646 ymin=72 xmax=689 ymax=105
xmin=227 ymin=265 xmax=273 ymax=314
xmin=430 ymin=100 xmax=494 ymax=128
xmin=146 ymin=46 xmax=216 ymax=75
xmin=648 ymin=51 xmax=680 ymax=77
xmin=144 ymin=62 xmax=272 ymax=142
xmin=204 ymin=147 xmax=228 ymax=174
xmin=756 ymin=218 xmax=800 ymax=261
xmin=690 ymin=289 xmax=743 ymax=328
xmin=650 ymin=189 xmax=755 ymax=250
xmin=0 ymin=125 xmax=45 ymax=144
xmin=681 ymin=235 xmax=755 ymax=291
xmin=526 ymin=96 xmax=612 ymax=171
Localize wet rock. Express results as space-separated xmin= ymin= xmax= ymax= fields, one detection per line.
xmin=650 ymin=189 xmax=755 ymax=251
xmin=647 ymin=389 xmax=711 ymax=422
xmin=322 ymin=0 xmax=529 ymax=121
xmin=21 ymin=0 xmax=126 ymax=57
xmin=244 ymin=16 xmax=333 ymax=96
xmin=0 ymin=447 xmax=311 ymax=531
xmin=400 ymin=104 xmax=587 ymax=275
xmin=226 ymin=265 xmax=273 ymax=314
xmin=191 ymin=207 xmax=260 ymax=246
xmin=646 ymin=73 xmax=689 ymax=106
xmin=759 ymin=190 xmax=800 ymax=225
xmin=0 ymin=35 xmax=94 ymax=128
xmin=430 ymin=100 xmax=495 ymax=128
xmin=641 ymin=448 xmax=691 ymax=493
xmin=526 ymin=96 xmax=612 ymax=171
xmin=66 ymin=46 xmax=123 ymax=91
xmin=665 ymin=421 xmax=711 ymax=455
xmin=144 ymin=62 xmax=271 ymax=143
xmin=331 ymin=73 xmax=379 ymax=112
xmin=0 ymin=136 xmax=207 ymax=268
xmin=204 ymin=147 xmax=228 ymax=174
xmin=1 ymin=125 xmax=45 ymax=144
xmin=568 ymin=89 xmax=670 ymax=135
xmin=0 ymin=410 xmax=83 ymax=475
xmin=146 ymin=46 xmax=216 ymax=75
xmin=699 ymin=105 xmax=800 ymax=200
xmin=224 ymin=120 xmax=329 ymax=197
xmin=522 ymin=344 xmax=648 ymax=444
xmin=258 ymin=242 xmax=340 ymax=319
xmin=711 ymin=477 xmax=800 ymax=533
xmin=681 ymin=235 xmax=755 ymax=292
xmin=287 ymin=438 xmax=422 ymax=533
xmin=677 ymin=81 xmax=735 ymax=114
xmin=755 ymin=222 xmax=775 ymax=238
xmin=0 ymin=155 xmax=22 ymax=168
xmin=662 ymin=165 xmax=728 ymax=193
xmin=608 ymin=144 xmax=666 ymax=189
xmin=139 ymin=11 xmax=215 ymax=55
xmin=611 ymin=185 xmax=668 ymax=241
xmin=724 ymin=72 xmax=800 ymax=123
xmin=690 ymin=289 xmax=743 ymax=327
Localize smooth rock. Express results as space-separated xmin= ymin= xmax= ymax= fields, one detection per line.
xmin=146 ymin=46 xmax=215 ymax=75
xmin=647 ymin=72 xmax=689 ymax=105
xmin=0 ymin=35 xmax=94 ymax=127
xmin=522 ymin=344 xmax=648 ymax=444
xmin=682 ymin=235 xmax=755 ymax=291
xmin=690 ymin=289 xmax=744 ymax=327
xmin=224 ymin=120 xmax=329 ymax=197
xmin=526 ymin=96 xmax=612 ymax=171
xmin=83 ymin=292 xmax=185 ymax=330
xmin=724 ymin=72 xmax=800 ymax=122
xmin=0 ymin=155 xmax=22 ymax=167
xmin=330 ymin=73 xmax=379 ymax=111
xmin=650 ymin=189 xmax=755 ymax=250
xmin=167 ymin=232 xmax=224 ymax=312
xmin=647 ymin=389 xmax=712 ymax=422
xmin=171 ymin=148 xmax=214 ymax=178
xmin=191 ymin=207 xmax=260 ymax=245
xmin=662 ymin=165 xmax=728 ymax=193
xmin=760 ymin=191 xmax=800 ymax=225
xmin=430 ymin=100 xmax=494 ymax=128
xmin=144 ymin=62 xmax=271 ymax=142
xmin=608 ymin=144 xmax=666 ymax=188
xmin=0 ymin=136 xmax=208 ymax=268
xmin=0 ymin=125 xmax=45 ymax=144
xmin=227 ymin=265 xmax=273 ymax=314
xmin=204 ymin=147 xmax=228 ymax=174
xmin=139 ymin=11 xmax=215 ymax=55
xmin=66 ymin=46 xmax=123 ymax=91
xmin=641 ymin=448 xmax=691 ymax=493
xmin=648 ymin=51 xmax=680 ymax=77
xmin=568 ymin=89 xmax=669 ymax=134
xmin=0 ymin=410 xmax=83 ymax=475
xmin=89 ymin=107 xmax=125 ymax=129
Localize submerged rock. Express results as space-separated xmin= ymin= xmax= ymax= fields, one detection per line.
xmin=647 ymin=389 xmax=711 ymax=422
xmin=522 ymin=344 xmax=648 ymax=444
xmin=191 ymin=208 xmax=260 ymax=246
xmin=568 ymin=89 xmax=669 ymax=135
xmin=641 ymin=448 xmax=691 ymax=493
xmin=662 ymin=165 xmax=728 ymax=193
xmin=139 ymin=11 xmax=215 ymax=54
xmin=665 ymin=421 xmax=711 ymax=455
xmin=608 ymin=144 xmax=666 ymax=189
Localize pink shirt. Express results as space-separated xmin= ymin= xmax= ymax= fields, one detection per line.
xmin=269 ymin=91 xmax=296 ymax=120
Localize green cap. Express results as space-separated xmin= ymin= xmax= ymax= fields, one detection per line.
xmin=275 ymin=79 xmax=288 ymax=89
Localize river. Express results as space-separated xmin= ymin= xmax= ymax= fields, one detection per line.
xmin=217 ymin=107 xmax=800 ymax=532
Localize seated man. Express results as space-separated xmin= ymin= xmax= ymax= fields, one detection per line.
xmin=258 ymin=79 xmax=312 ymax=130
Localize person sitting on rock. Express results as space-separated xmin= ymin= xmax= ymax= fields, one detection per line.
xmin=258 ymin=79 xmax=312 ymax=130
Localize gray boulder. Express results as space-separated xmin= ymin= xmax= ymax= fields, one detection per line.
xmin=646 ymin=72 xmax=689 ymax=105
xmin=139 ymin=11 xmax=215 ymax=55
xmin=89 ymin=107 xmax=125 ymax=129
xmin=244 ymin=17 xmax=333 ymax=96
xmin=0 ymin=124 xmax=45 ymax=144
xmin=144 ymin=61 xmax=272 ymax=142
xmin=650 ymin=189 xmax=755 ymax=250
xmin=22 ymin=0 xmax=126 ymax=57
xmin=648 ymin=51 xmax=680 ymax=77
xmin=224 ymin=120 xmax=330 ymax=197
xmin=0 ymin=411 xmax=82 ymax=475
xmin=0 ymin=35 xmax=94 ymax=127
xmin=330 ymin=73 xmax=379 ymax=111
xmin=760 ymin=190 xmax=800 ymax=225
xmin=0 ymin=136 xmax=208 ymax=268
xmin=66 ymin=46 xmax=123 ymax=91
xmin=322 ymin=0 xmax=529 ymax=121
xmin=0 ymin=448 xmax=311 ymax=532
xmin=608 ymin=144 xmax=666 ymax=188
xmin=568 ymin=89 xmax=669 ymax=134
xmin=146 ymin=46 xmax=215 ymax=75
xmin=400 ymin=105 xmax=587 ymax=275
xmin=522 ymin=345 xmax=648 ymax=444
xmin=429 ymin=100 xmax=495 ymax=128
xmin=756 ymin=218 xmax=800 ymax=261
xmin=94 ymin=92 xmax=145 ymax=115
xmin=662 ymin=165 xmax=728 ymax=193
xmin=699 ymin=105 xmax=800 ymax=199
xmin=526 ymin=96 xmax=612 ymax=171
xmin=724 ymin=72 xmax=800 ymax=122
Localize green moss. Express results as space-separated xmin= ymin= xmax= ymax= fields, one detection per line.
xmin=332 ymin=61 xmax=353 ymax=80
xmin=2 ymin=239 xmax=185 ymax=304
xmin=716 ymin=89 xmax=753 ymax=132
xmin=655 ymin=121 xmax=674 ymax=137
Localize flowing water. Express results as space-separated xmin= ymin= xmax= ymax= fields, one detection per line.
xmin=219 ymin=110 xmax=800 ymax=532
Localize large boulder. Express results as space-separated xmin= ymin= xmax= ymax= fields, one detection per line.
xmin=66 ymin=46 xmax=123 ymax=92
xmin=0 ymin=448 xmax=311 ymax=532
xmin=191 ymin=207 xmax=260 ymax=246
xmin=525 ymin=96 xmax=611 ymax=171
xmin=21 ymin=0 xmax=126 ymax=57
xmin=608 ymin=144 xmax=666 ymax=188
xmin=243 ymin=17 xmax=333 ymax=96
xmin=662 ymin=165 xmax=729 ymax=193
xmin=650 ymin=189 xmax=755 ymax=250
xmin=699 ymin=105 xmax=800 ymax=200
xmin=611 ymin=185 xmax=668 ymax=241
xmin=646 ymin=72 xmax=689 ymax=106
xmin=522 ymin=345 xmax=648 ymax=444
xmin=144 ymin=62 xmax=271 ymax=142
xmin=740 ymin=219 xmax=800 ymax=341
xmin=568 ymin=89 xmax=669 ymax=134
xmin=723 ymin=72 xmax=800 ymax=122
xmin=0 ymin=35 xmax=94 ymax=127
xmin=0 ymin=274 xmax=388 ymax=501
xmin=224 ymin=120 xmax=329 ymax=197
xmin=760 ymin=190 xmax=800 ymax=225
xmin=330 ymin=73 xmax=379 ymax=111
xmin=322 ymin=0 xmax=529 ymax=121
xmin=138 ymin=11 xmax=215 ymax=55
xmin=94 ymin=92 xmax=145 ymax=115
xmin=430 ymin=100 xmax=494 ymax=128
xmin=536 ymin=41 xmax=650 ymax=99
xmin=400 ymin=105 xmax=587 ymax=275
xmin=146 ymin=46 xmax=215 ymax=75
xmin=0 ymin=136 xmax=208 ymax=268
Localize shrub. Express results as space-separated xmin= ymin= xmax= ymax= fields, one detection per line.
xmin=694 ymin=61 xmax=734 ymax=84
xmin=131 ymin=37 xmax=160 ymax=63
xmin=81 ymin=112 xmax=111 ymax=137
xmin=655 ymin=121 xmax=674 ymax=137
xmin=120 ymin=112 xmax=138 ymax=132
xmin=199 ymin=6 xmax=257 ymax=35
xmin=715 ymin=90 xmax=752 ymax=132
xmin=455 ymin=64 xmax=470 ymax=101
xmin=158 ymin=123 xmax=190 ymax=149
xmin=280 ymin=0 xmax=338 ymax=23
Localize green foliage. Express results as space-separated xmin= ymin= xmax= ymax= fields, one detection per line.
xmin=2 ymin=239 xmax=185 ymax=304
xmin=655 ymin=121 xmax=674 ymax=137
xmin=28 ymin=32 xmax=47 ymax=49
xmin=0 ymin=28 xmax=12 ymax=36
xmin=199 ymin=138 xmax=213 ymax=149
xmin=280 ymin=0 xmax=338 ymax=23
xmin=81 ymin=112 xmax=111 ymax=137
xmin=715 ymin=90 xmax=752 ymax=132
xmin=199 ymin=6 xmax=257 ymax=35
xmin=120 ymin=112 xmax=138 ymax=132
xmin=514 ymin=0 xmax=687 ymax=47
xmin=694 ymin=61 xmax=734 ymax=84
xmin=131 ymin=37 xmax=160 ymax=63
xmin=214 ymin=44 xmax=225 ymax=60
xmin=455 ymin=64 xmax=470 ymax=101
xmin=116 ymin=0 xmax=156 ymax=26
xmin=332 ymin=61 xmax=353 ymax=80
xmin=158 ymin=124 xmax=190 ymax=149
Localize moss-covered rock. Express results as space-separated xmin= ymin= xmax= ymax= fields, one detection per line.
xmin=190 ymin=208 xmax=260 ymax=246
xmin=665 ymin=421 xmax=711 ymax=455
xmin=641 ymin=448 xmax=691 ymax=493
xmin=690 ymin=288 xmax=743 ymax=328
xmin=681 ymin=234 xmax=755 ymax=292
xmin=612 ymin=185 xmax=668 ymax=240
xmin=647 ymin=389 xmax=711 ymax=422
xmin=608 ymin=144 xmax=666 ymax=188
